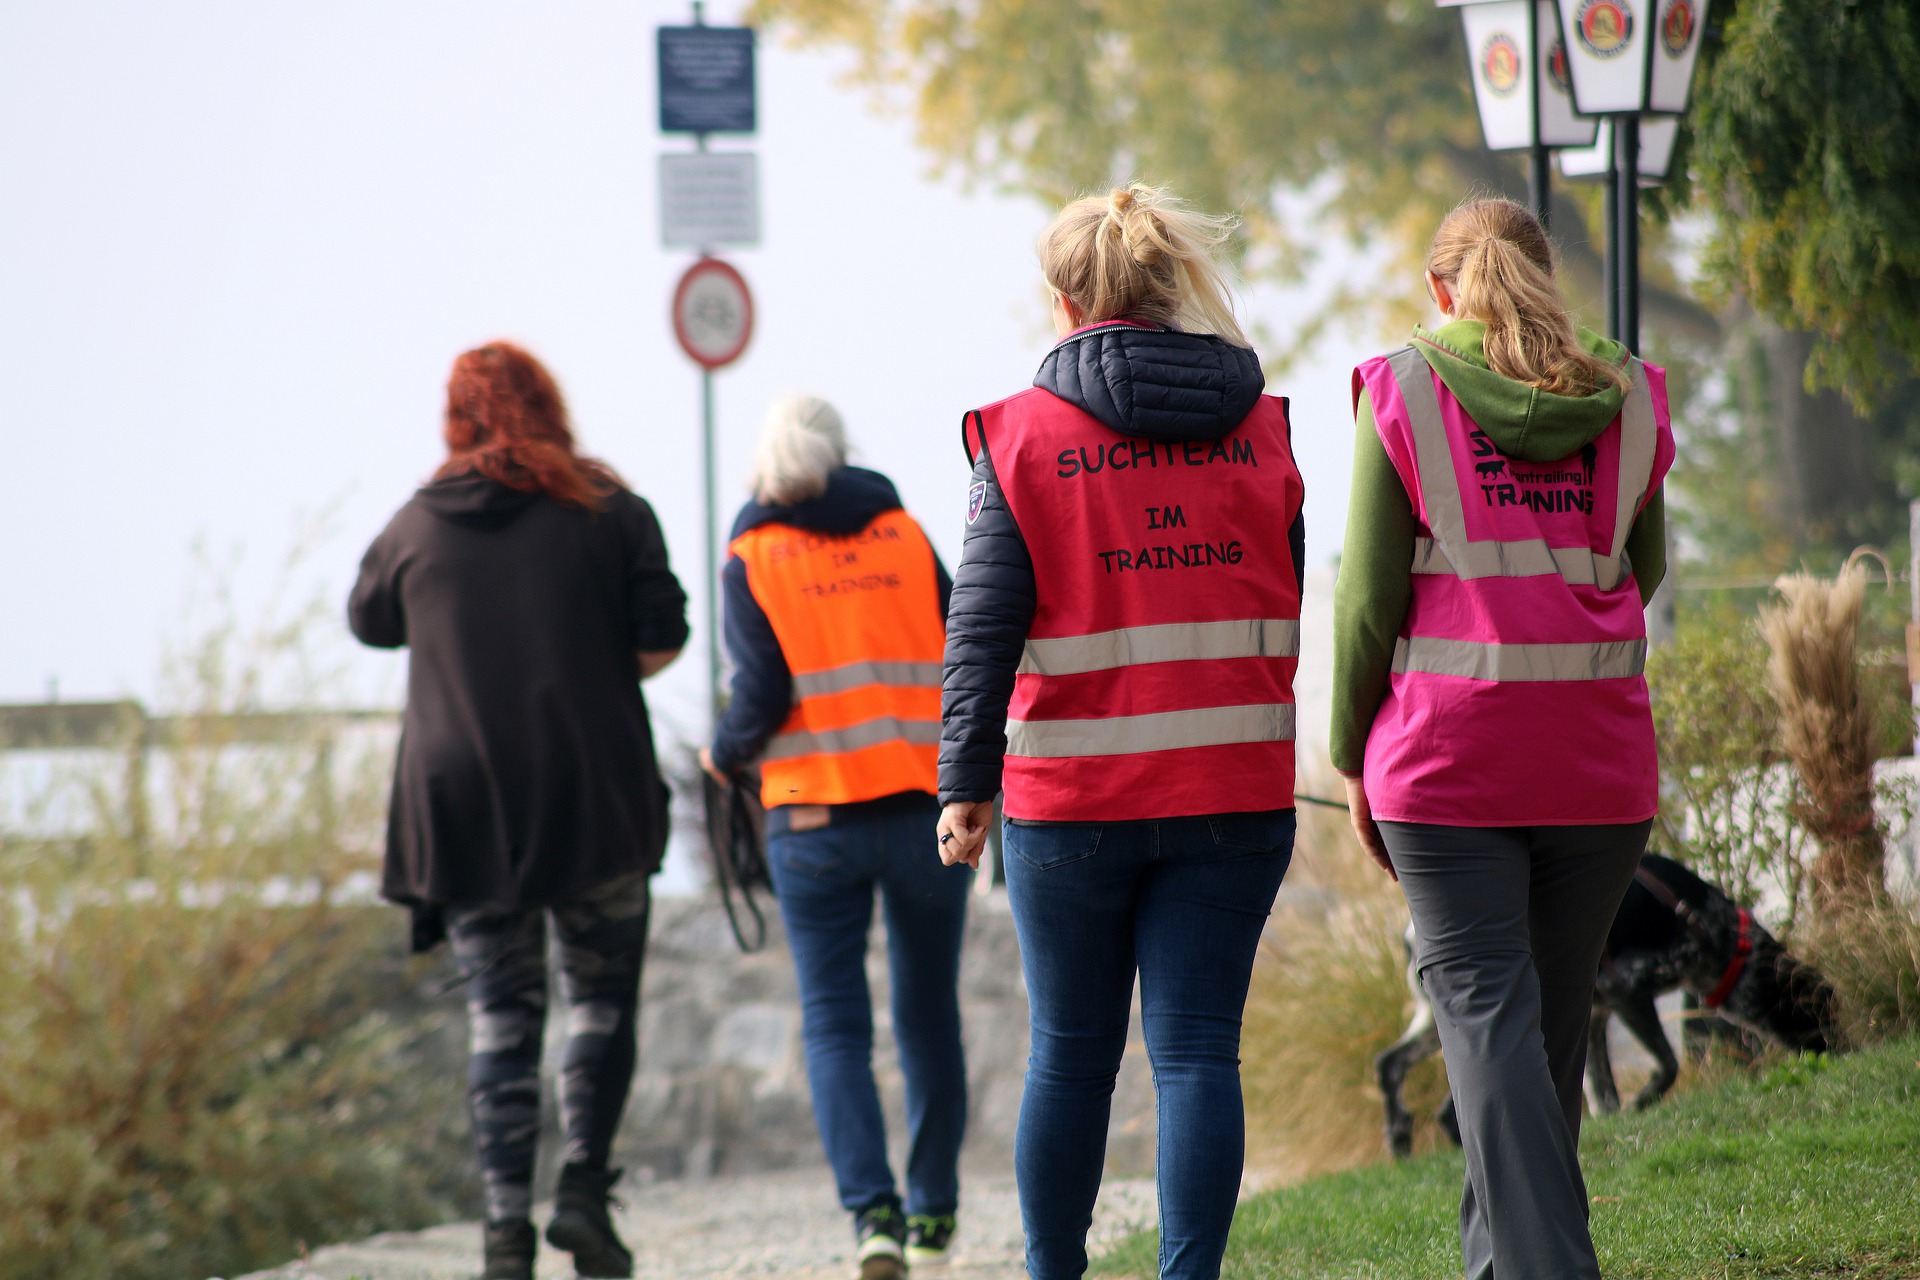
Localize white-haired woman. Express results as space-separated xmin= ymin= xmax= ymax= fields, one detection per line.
xmin=700 ymin=395 xmax=966 ymax=1280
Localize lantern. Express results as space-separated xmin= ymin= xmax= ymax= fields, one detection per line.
xmin=1444 ymin=0 xmax=1598 ymax=151
xmin=1551 ymin=0 xmax=1709 ymax=116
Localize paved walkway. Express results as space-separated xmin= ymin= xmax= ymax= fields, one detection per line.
xmin=232 ymin=1169 xmax=1157 ymax=1280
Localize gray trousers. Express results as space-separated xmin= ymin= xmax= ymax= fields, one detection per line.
xmin=1379 ymin=820 xmax=1651 ymax=1280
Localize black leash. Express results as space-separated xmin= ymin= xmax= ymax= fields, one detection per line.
xmin=703 ymin=769 xmax=772 ymax=953
xmin=1294 ymin=792 xmax=1350 ymax=811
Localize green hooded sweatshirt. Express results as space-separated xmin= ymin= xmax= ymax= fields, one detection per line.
xmin=1328 ymin=320 xmax=1667 ymax=776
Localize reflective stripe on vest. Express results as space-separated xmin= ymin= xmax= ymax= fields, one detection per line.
xmin=1391 ymin=636 xmax=1647 ymax=682
xmin=1385 ymin=346 xmax=1656 ymax=592
xmin=764 ymin=715 xmax=944 ymax=761
xmin=1017 ymin=618 xmax=1300 ymax=677
xmin=790 ymin=659 xmax=946 ymax=701
xmin=1006 ymin=702 xmax=1296 ymax=758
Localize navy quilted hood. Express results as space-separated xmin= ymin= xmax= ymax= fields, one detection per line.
xmin=1033 ymin=320 xmax=1265 ymax=441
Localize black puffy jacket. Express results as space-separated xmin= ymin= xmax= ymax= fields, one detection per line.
xmin=937 ymin=321 xmax=1307 ymax=805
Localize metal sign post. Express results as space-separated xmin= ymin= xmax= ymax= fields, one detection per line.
xmin=671 ymin=260 xmax=755 ymax=719
xmin=659 ymin=2 xmax=759 ymax=723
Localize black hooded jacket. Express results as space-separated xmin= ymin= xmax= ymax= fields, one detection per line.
xmin=937 ymin=321 xmax=1306 ymax=805
xmin=349 ymin=474 xmax=688 ymax=948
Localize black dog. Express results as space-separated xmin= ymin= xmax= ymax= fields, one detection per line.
xmin=1374 ymin=853 xmax=1840 ymax=1157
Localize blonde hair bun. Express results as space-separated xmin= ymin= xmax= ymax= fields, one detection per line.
xmin=1426 ymin=198 xmax=1629 ymax=397
xmin=1043 ymin=182 xmax=1249 ymax=346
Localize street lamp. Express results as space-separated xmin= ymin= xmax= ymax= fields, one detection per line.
xmin=1440 ymin=0 xmax=1597 ymax=230
xmin=1552 ymin=0 xmax=1710 ymax=348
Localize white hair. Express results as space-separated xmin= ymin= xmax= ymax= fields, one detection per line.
xmin=751 ymin=393 xmax=848 ymax=505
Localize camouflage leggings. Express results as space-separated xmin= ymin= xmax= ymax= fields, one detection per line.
xmin=444 ymin=873 xmax=651 ymax=1224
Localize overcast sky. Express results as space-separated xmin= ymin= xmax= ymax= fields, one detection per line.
xmin=0 ymin=2 xmax=1381 ymax=764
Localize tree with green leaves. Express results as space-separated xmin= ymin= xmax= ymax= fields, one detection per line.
xmin=755 ymin=0 xmax=1920 ymax=564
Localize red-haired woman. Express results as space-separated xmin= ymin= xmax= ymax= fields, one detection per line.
xmin=350 ymin=342 xmax=688 ymax=1280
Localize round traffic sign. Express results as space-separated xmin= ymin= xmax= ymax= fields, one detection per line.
xmin=672 ymin=257 xmax=754 ymax=370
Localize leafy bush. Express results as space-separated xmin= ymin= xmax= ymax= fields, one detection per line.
xmin=1646 ymin=623 xmax=1812 ymax=926
xmin=1649 ymin=578 xmax=1920 ymax=1045
xmin=0 ymin=572 xmax=470 ymax=1280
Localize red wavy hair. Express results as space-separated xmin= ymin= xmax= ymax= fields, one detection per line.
xmin=435 ymin=342 xmax=621 ymax=508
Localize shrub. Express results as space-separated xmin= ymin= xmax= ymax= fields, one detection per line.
xmin=1645 ymin=624 xmax=1811 ymax=925
xmin=1651 ymin=563 xmax=1920 ymax=1047
xmin=1801 ymin=899 xmax=1920 ymax=1045
xmin=0 ymin=570 xmax=470 ymax=1280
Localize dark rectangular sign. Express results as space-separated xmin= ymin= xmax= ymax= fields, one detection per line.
xmin=657 ymin=26 xmax=756 ymax=134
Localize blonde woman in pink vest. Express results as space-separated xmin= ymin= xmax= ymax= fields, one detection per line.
xmin=1336 ymin=197 xmax=1675 ymax=1280
xmin=937 ymin=184 xmax=1306 ymax=1280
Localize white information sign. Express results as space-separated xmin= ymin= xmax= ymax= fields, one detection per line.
xmin=660 ymin=152 xmax=760 ymax=249
xmin=1536 ymin=0 xmax=1600 ymax=147
xmin=1462 ymin=1 xmax=1534 ymax=151
xmin=1647 ymin=0 xmax=1708 ymax=112
xmin=1554 ymin=0 xmax=1649 ymax=114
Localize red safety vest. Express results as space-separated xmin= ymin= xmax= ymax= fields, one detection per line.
xmin=730 ymin=510 xmax=945 ymax=808
xmin=968 ymin=386 xmax=1304 ymax=822
xmin=1353 ymin=343 xmax=1676 ymax=825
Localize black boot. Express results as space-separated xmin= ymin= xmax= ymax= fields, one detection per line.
xmin=546 ymin=1163 xmax=634 ymax=1279
xmin=478 ymin=1218 xmax=536 ymax=1280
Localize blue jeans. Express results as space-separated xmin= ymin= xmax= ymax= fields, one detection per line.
xmin=766 ymin=801 xmax=972 ymax=1217
xmin=1004 ymin=810 xmax=1295 ymax=1280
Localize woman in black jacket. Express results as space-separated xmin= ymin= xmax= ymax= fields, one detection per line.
xmin=349 ymin=342 xmax=687 ymax=1280
xmin=938 ymin=186 xmax=1306 ymax=1280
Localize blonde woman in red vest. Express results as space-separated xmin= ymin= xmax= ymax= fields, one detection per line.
xmin=1335 ymin=197 xmax=1675 ymax=1280
xmin=937 ymin=184 xmax=1306 ymax=1280
xmin=698 ymin=394 xmax=965 ymax=1280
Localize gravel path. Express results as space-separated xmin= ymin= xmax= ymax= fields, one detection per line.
xmin=231 ymin=1168 xmax=1157 ymax=1280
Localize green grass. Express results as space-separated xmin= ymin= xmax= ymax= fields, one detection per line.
xmin=1095 ymin=1037 xmax=1920 ymax=1279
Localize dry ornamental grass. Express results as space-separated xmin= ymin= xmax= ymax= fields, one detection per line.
xmin=1760 ymin=559 xmax=1887 ymax=911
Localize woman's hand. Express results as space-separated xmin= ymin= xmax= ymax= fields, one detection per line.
xmin=937 ymin=800 xmax=995 ymax=868
xmin=697 ymin=746 xmax=729 ymax=787
xmin=1343 ymin=774 xmax=1396 ymax=881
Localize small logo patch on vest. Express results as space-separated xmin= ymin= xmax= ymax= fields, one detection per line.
xmin=967 ymin=482 xmax=987 ymax=525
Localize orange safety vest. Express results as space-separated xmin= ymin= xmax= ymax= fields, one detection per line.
xmin=729 ymin=509 xmax=946 ymax=808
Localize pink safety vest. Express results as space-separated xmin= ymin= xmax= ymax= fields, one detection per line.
xmin=1353 ymin=344 xmax=1675 ymax=826
xmin=968 ymin=385 xmax=1304 ymax=822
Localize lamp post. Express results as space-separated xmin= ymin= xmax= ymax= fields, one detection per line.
xmin=1551 ymin=0 xmax=1710 ymax=347
xmin=1557 ymin=113 xmax=1679 ymax=341
xmin=1439 ymin=0 xmax=1597 ymax=230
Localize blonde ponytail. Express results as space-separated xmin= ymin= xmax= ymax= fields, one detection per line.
xmin=1041 ymin=183 xmax=1250 ymax=347
xmin=1427 ymin=198 xmax=1628 ymax=397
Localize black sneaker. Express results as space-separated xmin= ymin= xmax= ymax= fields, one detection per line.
xmin=854 ymin=1203 xmax=909 ymax=1280
xmin=545 ymin=1163 xmax=634 ymax=1279
xmin=906 ymin=1213 xmax=956 ymax=1266
xmin=477 ymin=1217 xmax=536 ymax=1280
